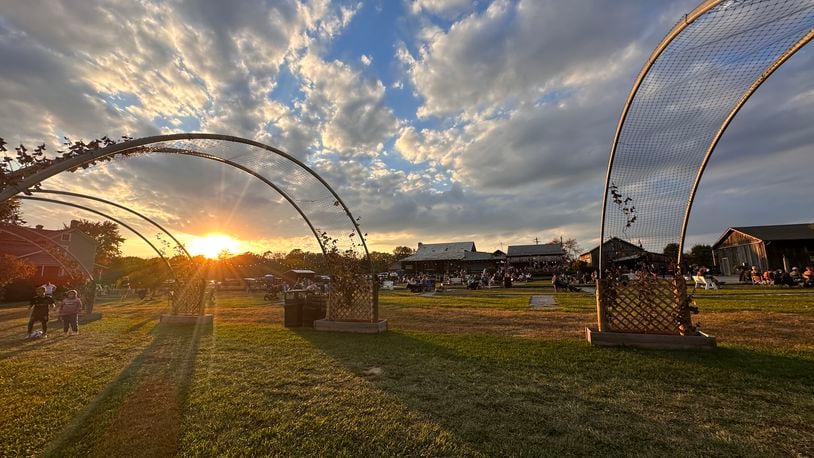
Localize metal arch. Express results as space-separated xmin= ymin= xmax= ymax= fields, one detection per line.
xmin=32 ymin=189 xmax=193 ymax=260
xmin=0 ymin=133 xmax=372 ymax=270
xmin=598 ymin=0 xmax=725 ymax=277
xmin=0 ymin=226 xmax=94 ymax=281
xmin=148 ymin=148 xmax=328 ymax=256
xmin=677 ymin=27 xmax=814 ymax=264
xmin=19 ymin=196 xmax=176 ymax=277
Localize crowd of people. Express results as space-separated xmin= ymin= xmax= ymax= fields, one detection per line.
xmin=403 ymin=267 xmax=537 ymax=292
xmin=744 ymin=265 xmax=814 ymax=287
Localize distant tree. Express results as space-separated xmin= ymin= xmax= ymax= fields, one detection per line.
xmin=393 ymin=246 xmax=415 ymax=260
xmin=663 ymin=243 xmax=679 ymax=260
xmin=0 ymin=254 xmax=35 ymax=289
xmin=68 ymin=219 xmax=125 ymax=265
xmin=551 ymin=238 xmax=582 ymax=262
xmin=685 ymin=244 xmax=714 ymax=267
xmin=285 ymin=249 xmax=306 ymax=269
xmin=369 ymin=251 xmax=396 ymax=273
xmin=0 ymin=198 xmax=24 ymax=225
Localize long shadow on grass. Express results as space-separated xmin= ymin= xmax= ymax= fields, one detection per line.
xmin=43 ymin=321 xmax=211 ymax=457
xmin=298 ymin=330 xmax=814 ymax=456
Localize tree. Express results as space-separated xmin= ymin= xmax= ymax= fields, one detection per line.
xmin=685 ymin=244 xmax=714 ymax=267
xmin=0 ymin=254 xmax=36 ymax=299
xmin=369 ymin=251 xmax=396 ymax=273
xmin=551 ymin=238 xmax=582 ymax=262
xmin=393 ymin=246 xmax=415 ymax=260
xmin=663 ymin=243 xmax=679 ymax=260
xmin=68 ymin=219 xmax=125 ymax=265
xmin=0 ymin=198 xmax=24 ymax=225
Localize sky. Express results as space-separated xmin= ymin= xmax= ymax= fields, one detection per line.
xmin=1 ymin=0 xmax=812 ymax=258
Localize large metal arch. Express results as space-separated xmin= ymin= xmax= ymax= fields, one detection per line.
xmin=19 ymin=196 xmax=176 ymax=278
xmin=32 ymin=189 xmax=193 ymax=261
xmin=678 ymin=28 xmax=814 ymax=263
xmin=0 ymin=134 xmax=371 ymax=270
xmin=599 ymin=0 xmax=814 ymax=275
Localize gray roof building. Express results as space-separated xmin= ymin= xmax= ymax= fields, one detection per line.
xmin=398 ymin=241 xmax=501 ymax=273
xmin=506 ymin=243 xmax=565 ymax=257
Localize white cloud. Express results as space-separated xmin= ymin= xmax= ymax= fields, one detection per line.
xmin=294 ymin=53 xmax=398 ymax=156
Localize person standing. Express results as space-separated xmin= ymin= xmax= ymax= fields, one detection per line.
xmin=58 ymin=290 xmax=83 ymax=336
xmin=41 ymin=282 xmax=56 ymax=297
xmin=28 ymin=286 xmax=55 ymax=338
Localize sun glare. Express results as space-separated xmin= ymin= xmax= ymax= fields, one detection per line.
xmin=187 ymin=233 xmax=242 ymax=259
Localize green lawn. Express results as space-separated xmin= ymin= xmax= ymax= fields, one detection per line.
xmin=0 ymin=290 xmax=812 ymax=456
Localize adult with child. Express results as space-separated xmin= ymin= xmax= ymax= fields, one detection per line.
xmin=58 ymin=290 xmax=83 ymax=336
xmin=28 ymin=286 xmax=55 ymax=338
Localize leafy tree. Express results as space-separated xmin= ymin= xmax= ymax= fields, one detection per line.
xmin=369 ymin=251 xmax=396 ymax=273
xmin=68 ymin=219 xmax=125 ymax=265
xmin=663 ymin=243 xmax=679 ymax=260
xmin=0 ymin=198 xmax=24 ymax=225
xmin=550 ymin=238 xmax=582 ymax=262
xmin=393 ymin=246 xmax=415 ymax=259
xmin=0 ymin=254 xmax=35 ymax=289
xmin=685 ymin=244 xmax=714 ymax=267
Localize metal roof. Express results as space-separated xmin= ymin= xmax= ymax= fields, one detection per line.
xmin=399 ymin=241 xmax=504 ymax=263
xmin=417 ymin=241 xmax=476 ymax=252
xmin=713 ymin=223 xmax=814 ymax=249
xmin=506 ymin=243 xmax=564 ymax=257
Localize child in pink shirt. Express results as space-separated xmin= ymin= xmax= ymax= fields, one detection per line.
xmin=59 ymin=290 xmax=83 ymax=335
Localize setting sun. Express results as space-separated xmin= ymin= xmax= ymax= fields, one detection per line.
xmin=187 ymin=233 xmax=243 ymax=259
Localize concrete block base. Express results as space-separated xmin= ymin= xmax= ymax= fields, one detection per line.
xmin=586 ymin=327 xmax=716 ymax=350
xmin=160 ymin=314 xmax=214 ymax=325
xmin=313 ymin=319 xmax=388 ymax=334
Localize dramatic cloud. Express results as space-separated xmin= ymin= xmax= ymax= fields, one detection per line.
xmin=1 ymin=0 xmax=812 ymax=257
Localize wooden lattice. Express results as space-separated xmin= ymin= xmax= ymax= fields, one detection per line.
xmin=327 ymin=277 xmax=378 ymax=322
xmin=597 ymin=276 xmax=694 ymax=335
xmin=171 ymin=278 xmax=206 ymax=316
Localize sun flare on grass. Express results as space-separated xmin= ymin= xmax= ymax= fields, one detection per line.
xmin=187 ymin=233 xmax=242 ymax=259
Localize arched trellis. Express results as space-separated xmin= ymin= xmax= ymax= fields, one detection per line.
xmin=31 ymin=189 xmax=193 ymax=261
xmin=1 ymin=134 xmax=377 ymax=322
xmin=18 ymin=196 xmax=176 ymax=277
xmin=595 ymin=0 xmax=814 ymax=338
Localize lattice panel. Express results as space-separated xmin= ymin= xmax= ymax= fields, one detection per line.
xmin=327 ymin=278 xmax=378 ymax=322
xmin=597 ymin=277 xmax=691 ymax=335
xmin=172 ymin=278 xmax=206 ymax=316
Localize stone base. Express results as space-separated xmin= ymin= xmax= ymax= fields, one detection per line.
xmin=585 ymin=327 xmax=716 ymax=350
xmin=160 ymin=314 xmax=214 ymax=325
xmin=313 ymin=319 xmax=388 ymax=334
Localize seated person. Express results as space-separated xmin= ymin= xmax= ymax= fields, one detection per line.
xmin=762 ymin=270 xmax=774 ymax=285
xmin=803 ymin=266 xmax=814 ymax=287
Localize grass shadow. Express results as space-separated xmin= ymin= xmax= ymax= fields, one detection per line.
xmin=297 ymin=329 xmax=814 ymax=456
xmin=43 ymin=320 xmax=211 ymax=457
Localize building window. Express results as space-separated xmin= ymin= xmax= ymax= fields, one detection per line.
xmin=61 ymin=233 xmax=71 ymax=242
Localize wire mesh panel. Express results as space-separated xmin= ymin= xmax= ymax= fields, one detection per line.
xmin=602 ymin=0 xmax=814 ymax=262
xmin=597 ymin=0 xmax=814 ymax=335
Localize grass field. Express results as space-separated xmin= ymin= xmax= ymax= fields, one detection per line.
xmin=1 ymin=285 xmax=812 ymax=456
